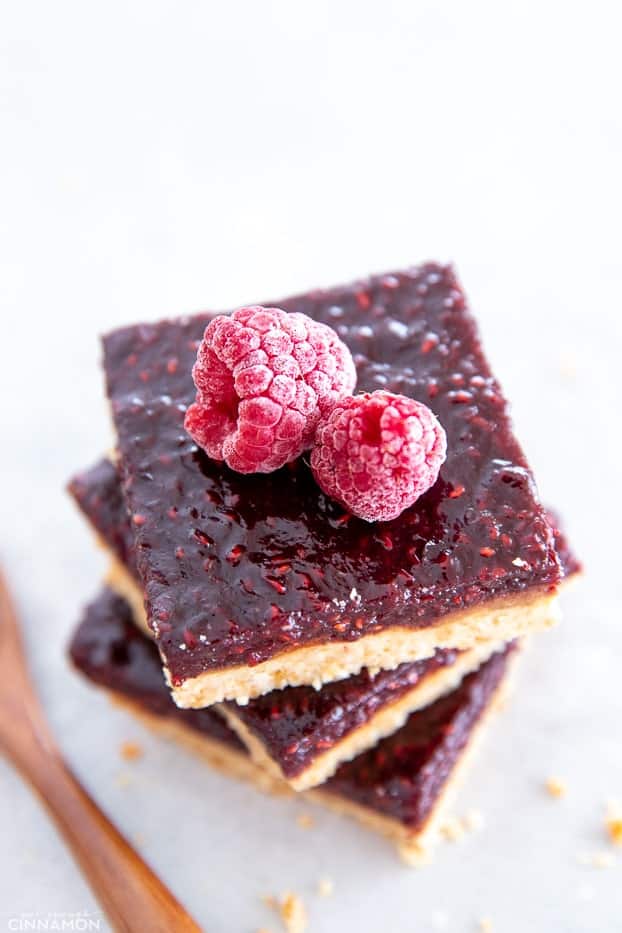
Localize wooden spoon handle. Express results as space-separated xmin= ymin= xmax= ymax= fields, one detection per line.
xmin=0 ymin=569 xmax=202 ymax=932
xmin=7 ymin=708 xmax=202 ymax=933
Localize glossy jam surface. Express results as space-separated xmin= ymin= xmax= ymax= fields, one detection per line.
xmin=70 ymin=588 xmax=511 ymax=829
xmin=103 ymin=264 xmax=561 ymax=683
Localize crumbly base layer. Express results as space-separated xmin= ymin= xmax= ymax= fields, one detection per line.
xmin=100 ymin=657 xmax=515 ymax=863
xmin=220 ymin=639 xmax=504 ymax=791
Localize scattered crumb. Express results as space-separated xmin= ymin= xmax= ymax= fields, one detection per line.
xmin=397 ymin=839 xmax=430 ymax=866
xmin=115 ymin=772 xmax=132 ymax=788
xmin=256 ymin=929 xmax=273 ymax=933
xmin=262 ymin=892 xmax=307 ymax=933
xmin=605 ymin=800 xmax=622 ymax=845
xmin=439 ymin=814 xmax=466 ymax=843
xmin=558 ymin=349 xmax=578 ymax=380
xmin=119 ymin=740 xmax=143 ymax=761
xmin=478 ymin=919 xmax=493 ymax=933
xmin=279 ymin=893 xmax=307 ymax=933
xmin=577 ymin=851 xmax=615 ymax=869
xmin=463 ymin=808 xmax=485 ymax=832
xmin=545 ymin=776 xmax=567 ymax=798
xmin=317 ymin=877 xmax=334 ymax=897
xmin=440 ymin=809 xmax=484 ymax=842
xmin=296 ymin=813 xmax=314 ymax=830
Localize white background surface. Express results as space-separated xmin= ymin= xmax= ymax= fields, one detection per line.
xmin=1 ymin=2 xmax=621 ymax=930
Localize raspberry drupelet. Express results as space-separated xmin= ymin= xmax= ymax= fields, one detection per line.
xmin=311 ymin=391 xmax=447 ymax=522
xmin=185 ymin=306 xmax=356 ymax=473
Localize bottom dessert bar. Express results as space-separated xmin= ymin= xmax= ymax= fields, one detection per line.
xmin=69 ymin=587 xmax=516 ymax=863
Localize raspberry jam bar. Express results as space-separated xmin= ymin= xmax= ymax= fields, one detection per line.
xmin=69 ymin=457 xmax=503 ymax=788
xmin=69 ymin=587 xmax=515 ymax=861
xmin=102 ymin=263 xmax=562 ymax=707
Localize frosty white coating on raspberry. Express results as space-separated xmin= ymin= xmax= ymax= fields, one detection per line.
xmin=310 ymin=390 xmax=447 ymax=522
xmin=184 ymin=306 xmax=357 ymax=473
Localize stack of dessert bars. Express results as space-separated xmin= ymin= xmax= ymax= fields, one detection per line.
xmin=67 ymin=264 xmax=578 ymax=863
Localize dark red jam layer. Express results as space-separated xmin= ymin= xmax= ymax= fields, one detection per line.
xmin=68 ymin=458 xmax=137 ymax=575
xmin=102 ymin=263 xmax=561 ymax=684
xmin=69 ymin=588 xmax=512 ymax=830
xmin=69 ymin=588 xmax=243 ymax=748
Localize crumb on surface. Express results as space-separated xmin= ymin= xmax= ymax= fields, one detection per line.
xmin=115 ymin=772 xmax=132 ymax=788
xmin=558 ymin=349 xmax=578 ymax=379
xmin=605 ymin=800 xmax=622 ymax=845
xmin=440 ymin=809 xmax=485 ymax=842
xmin=317 ymin=877 xmax=334 ymax=897
xmin=440 ymin=814 xmax=466 ymax=843
xmin=577 ymin=851 xmax=615 ymax=869
xmin=463 ymin=808 xmax=485 ymax=832
xmin=119 ymin=740 xmax=143 ymax=761
xmin=263 ymin=892 xmax=307 ymax=933
xmin=478 ymin=919 xmax=493 ymax=932
xmin=397 ymin=838 xmax=431 ymax=867
xmin=296 ymin=813 xmax=314 ymax=830
xmin=279 ymin=893 xmax=307 ymax=933
xmin=545 ymin=776 xmax=567 ymax=798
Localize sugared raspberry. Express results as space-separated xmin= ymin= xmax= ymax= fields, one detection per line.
xmin=184 ymin=306 xmax=356 ymax=473
xmin=310 ymin=391 xmax=447 ymax=522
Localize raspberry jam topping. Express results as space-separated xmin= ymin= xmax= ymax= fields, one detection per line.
xmin=311 ymin=390 xmax=446 ymax=522
xmin=69 ymin=587 xmax=513 ymax=831
xmin=184 ymin=306 xmax=356 ymax=473
xmin=103 ymin=263 xmax=562 ymax=684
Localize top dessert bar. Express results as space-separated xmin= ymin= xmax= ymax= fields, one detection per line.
xmin=103 ymin=263 xmax=562 ymax=707
xmin=69 ymin=457 xmax=577 ymax=789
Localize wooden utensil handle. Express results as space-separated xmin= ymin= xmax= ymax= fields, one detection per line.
xmin=5 ymin=704 xmax=202 ymax=933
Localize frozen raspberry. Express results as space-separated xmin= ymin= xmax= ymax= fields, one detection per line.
xmin=310 ymin=391 xmax=447 ymax=522
xmin=184 ymin=306 xmax=356 ymax=473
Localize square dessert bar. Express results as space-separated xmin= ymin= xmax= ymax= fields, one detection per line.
xmin=69 ymin=587 xmax=516 ymax=862
xmin=103 ymin=263 xmax=562 ymax=707
xmin=69 ymin=457 xmax=578 ymax=789
xmin=69 ymin=457 xmax=503 ymax=789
